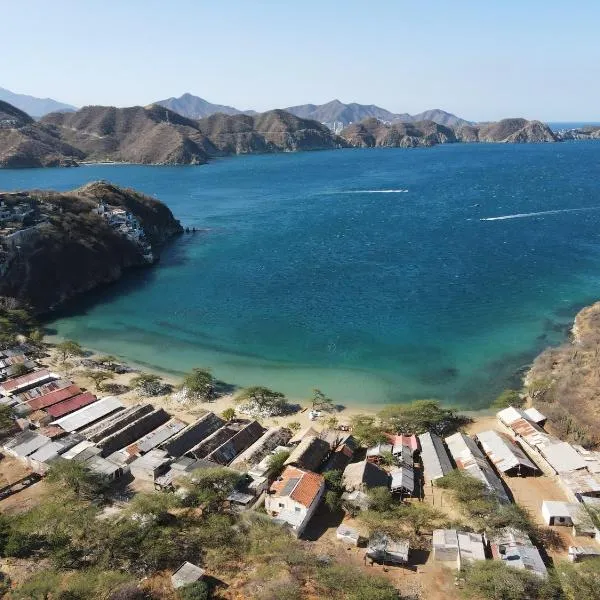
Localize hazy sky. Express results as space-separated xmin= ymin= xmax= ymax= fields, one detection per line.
xmin=1 ymin=0 xmax=598 ymax=121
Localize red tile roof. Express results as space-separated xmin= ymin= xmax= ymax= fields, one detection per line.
xmin=0 ymin=369 xmax=51 ymax=394
xmin=27 ymin=384 xmax=81 ymax=411
xmin=46 ymin=392 xmax=97 ymax=419
xmin=270 ymin=466 xmax=324 ymax=508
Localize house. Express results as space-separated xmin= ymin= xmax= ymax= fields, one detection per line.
xmin=129 ymin=449 xmax=172 ymax=482
xmin=432 ymin=529 xmax=486 ymax=569
xmin=154 ymin=456 xmax=217 ymax=490
xmin=46 ymin=392 xmax=98 ymax=419
xmin=387 ymin=434 xmax=418 ymax=457
xmin=489 ymin=528 xmax=547 ymax=578
xmin=159 ymin=412 xmax=224 ymax=458
xmin=127 ymin=418 xmax=187 ymax=456
xmin=557 ymin=470 xmax=600 ymax=503
xmin=284 ymin=435 xmax=330 ymax=472
xmin=229 ymin=426 xmax=292 ymax=471
xmin=366 ymin=532 xmax=409 ymax=565
xmin=288 ymin=426 xmax=319 ymax=446
xmin=204 ymin=420 xmax=265 ymax=465
xmin=418 ymin=432 xmax=454 ymax=484
xmin=343 ymin=460 xmax=389 ymax=492
xmin=82 ymin=403 xmax=154 ymax=443
xmin=475 ymin=430 xmax=539 ymax=476
xmin=336 ymin=524 xmax=362 ymax=546
xmin=265 ymin=466 xmax=325 ymax=536
xmin=26 ymin=384 xmax=82 ymax=412
xmin=365 ymin=441 xmax=393 ymax=463
xmin=3 ymin=430 xmax=51 ymax=458
xmin=171 ymin=561 xmax=205 ymax=589
xmin=0 ymin=369 xmax=56 ymax=397
xmin=445 ymin=432 xmax=510 ymax=504
xmin=541 ymin=500 xmax=579 ymax=527
xmin=390 ymin=466 xmax=415 ymax=496
xmin=50 ymin=396 xmax=124 ymax=432
xmin=568 ymin=546 xmax=600 ymax=562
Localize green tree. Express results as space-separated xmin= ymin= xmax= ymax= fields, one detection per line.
xmin=9 ymin=569 xmax=62 ymax=600
xmin=266 ymin=450 xmax=290 ymax=478
xmin=366 ymin=487 xmax=395 ymax=513
xmin=179 ymin=467 xmax=241 ymax=514
xmin=28 ymin=328 xmax=45 ymax=345
xmin=396 ymin=502 xmax=446 ymax=535
xmin=323 ymin=470 xmax=344 ymax=512
xmin=492 ymin=389 xmax=525 ymax=409
xmin=349 ymin=414 xmax=386 ymax=446
xmin=378 ymin=399 xmax=466 ymax=436
xmin=182 ymin=368 xmax=215 ymax=401
xmin=56 ymin=339 xmax=84 ymax=363
xmin=46 ymin=459 xmax=109 ymax=500
xmin=221 ymin=407 xmax=236 ymax=421
xmin=0 ymin=405 xmax=15 ymax=436
xmin=557 ymin=557 xmax=600 ymax=600
xmin=130 ymin=373 xmax=167 ymax=396
xmin=311 ymin=388 xmax=334 ymax=412
xmin=236 ymin=386 xmax=289 ymax=415
xmin=10 ymin=362 xmax=31 ymax=377
xmin=82 ymin=369 xmax=115 ymax=392
xmin=287 ymin=421 xmax=301 ymax=433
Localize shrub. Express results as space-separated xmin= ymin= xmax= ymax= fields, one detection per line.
xmin=378 ymin=399 xmax=467 ymax=436
xmin=178 ymin=581 xmax=210 ymax=600
xmin=181 ymin=368 xmax=215 ymax=401
xmin=492 ymin=389 xmax=525 ymax=409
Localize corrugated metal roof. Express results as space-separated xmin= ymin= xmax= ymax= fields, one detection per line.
xmin=490 ymin=528 xmax=547 ymax=578
xmin=524 ymin=407 xmax=546 ymax=423
xmin=46 ymin=392 xmax=97 ymax=418
xmin=539 ymin=441 xmax=587 ymax=473
xmin=160 ymin=412 xmax=224 ymax=458
xmin=284 ymin=435 xmax=330 ymax=472
xmin=390 ymin=466 xmax=415 ymax=494
xmin=0 ymin=369 xmax=54 ymax=394
xmin=132 ymin=418 xmax=186 ymax=455
xmin=50 ymin=396 xmax=124 ymax=432
xmin=4 ymin=431 xmax=51 ymax=457
xmin=558 ymin=470 xmax=600 ymax=496
xmin=445 ymin=432 xmax=510 ymax=503
xmin=419 ymin=432 xmax=454 ymax=481
xmin=172 ymin=562 xmax=205 ymax=588
xmin=476 ymin=430 xmax=538 ymax=474
xmin=27 ymin=384 xmax=81 ymax=411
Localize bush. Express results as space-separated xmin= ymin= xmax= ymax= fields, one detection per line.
xmin=181 ymin=368 xmax=215 ymax=401
xmin=349 ymin=414 xmax=386 ymax=446
xmin=492 ymin=389 xmax=525 ymax=409
xmin=178 ymin=581 xmax=210 ymax=600
xmin=315 ymin=564 xmax=398 ymax=600
xmin=46 ymin=459 xmax=109 ymax=500
xmin=378 ymin=399 xmax=467 ymax=436
xmin=130 ymin=373 xmax=171 ymax=397
xmin=235 ymin=387 xmax=291 ymax=417
xmin=266 ymin=450 xmax=290 ymax=478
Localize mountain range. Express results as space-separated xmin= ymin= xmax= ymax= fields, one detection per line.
xmin=0 ymin=87 xmax=76 ymax=119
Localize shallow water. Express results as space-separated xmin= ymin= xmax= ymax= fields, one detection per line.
xmin=2 ymin=142 xmax=600 ymax=408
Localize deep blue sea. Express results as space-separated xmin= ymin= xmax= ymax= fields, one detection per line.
xmin=1 ymin=142 xmax=600 ymax=408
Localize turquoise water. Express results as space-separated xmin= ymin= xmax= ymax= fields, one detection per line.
xmin=2 ymin=143 xmax=600 ymax=408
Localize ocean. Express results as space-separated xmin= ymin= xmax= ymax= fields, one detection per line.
xmin=1 ymin=141 xmax=600 ymax=408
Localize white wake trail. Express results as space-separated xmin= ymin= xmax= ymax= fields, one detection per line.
xmin=480 ymin=206 xmax=600 ymax=221
xmin=343 ymin=189 xmax=408 ymax=194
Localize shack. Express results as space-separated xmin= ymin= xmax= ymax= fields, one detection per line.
xmin=171 ymin=562 xmax=205 ymax=589
xmin=366 ymin=532 xmax=409 ymax=565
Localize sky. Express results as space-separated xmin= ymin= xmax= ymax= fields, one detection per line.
xmin=1 ymin=0 xmax=598 ymax=121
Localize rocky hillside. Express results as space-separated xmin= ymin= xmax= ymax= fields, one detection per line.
xmin=525 ymin=302 xmax=600 ymax=448
xmin=455 ymin=118 xmax=557 ymax=143
xmin=0 ymin=182 xmax=182 ymax=312
xmin=41 ymin=105 xmax=216 ymax=165
xmin=340 ymin=118 xmax=457 ymax=148
xmin=0 ymin=100 xmax=83 ymax=168
xmin=155 ymin=93 xmax=252 ymax=119
xmin=557 ymin=125 xmax=600 ymax=141
xmin=197 ymin=109 xmax=346 ymax=154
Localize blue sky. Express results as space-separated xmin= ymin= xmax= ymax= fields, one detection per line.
xmin=1 ymin=0 xmax=598 ymax=121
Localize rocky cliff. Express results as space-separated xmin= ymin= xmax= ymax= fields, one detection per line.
xmin=0 ymin=182 xmax=182 ymax=313
xmin=455 ymin=118 xmax=557 ymax=143
xmin=340 ymin=118 xmax=457 ymax=148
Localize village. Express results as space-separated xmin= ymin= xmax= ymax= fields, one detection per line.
xmin=0 ymin=337 xmax=599 ymax=599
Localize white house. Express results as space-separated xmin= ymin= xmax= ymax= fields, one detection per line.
xmin=265 ymin=465 xmax=325 ymax=536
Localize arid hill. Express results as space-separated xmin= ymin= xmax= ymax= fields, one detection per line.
xmin=0 ymin=182 xmax=182 ymax=312
xmin=197 ymin=109 xmax=346 ymax=154
xmin=526 ymin=302 xmax=600 ymax=447
xmin=340 ymin=118 xmax=457 ymax=148
xmin=0 ymin=100 xmax=83 ymax=168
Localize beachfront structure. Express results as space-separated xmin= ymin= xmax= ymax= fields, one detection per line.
xmin=387 ymin=434 xmax=419 ymax=457
xmin=204 ymin=420 xmax=265 ymax=465
xmin=3 ymin=430 xmax=51 ymax=458
xmin=265 ymin=466 xmax=325 ymax=536
xmin=96 ymin=408 xmax=170 ymax=457
xmin=322 ymin=438 xmax=355 ymax=473
xmin=171 ymin=562 xmax=205 ymax=589
xmin=365 ymin=441 xmax=393 ymax=463
xmin=160 ymin=412 xmax=224 ymax=458
xmin=284 ymin=435 xmax=330 ymax=472
xmin=127 ymin=418 xmax=187 ymax=456
xmin=26 ymin=434 xmax=83 ymax=473
xmin=81 ymin=404 xmax=155 ymax=443
xmin=154 ymin=456 xmax=219 ymax=490
xmin=445 ymin=432 xmax=510 ymax=503
xmin=8 ymin=378 xmax=71 ymax=405
xmin=489 ymin=528 xmax=547 ymax=578
xmin=366 ymin=532 xmax=409 ymax=565
xmin=46 ymin=392 xmax=97 ymax=419
xmin=432 ymin=529 xmax=486 ymax=570
xmin=557 ymin=470 xmax=600 ymax=503
xmin=229 ymin=426 xmax=292 ymax=471
xmin=418 ymin=432 xmax=454 ymax=483
xmin=288 ymin=426 xmax=319 ymax=446
xmin=50 ymin=396 xmax=124 ymax=432
xmin=343 ymin=460 xmax=389 ymax=492
xmin=568 ymin=546 xmax=600 ymax=562
xmin=24 ymin=383 xmax=81 ymax=412
xmin=475 ymin=430 xmax=539 ymax=476
xmin=0 ymin=369 xmax=56 ymax=397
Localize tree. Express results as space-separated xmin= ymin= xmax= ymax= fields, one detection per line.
xmin=179 ymin=467 xmax=241 ymax=514
xmin=325 ymin=416 xmax=339 ymax=430
xmin=492 ymin=389 xmax=525 ymax=409
xmin=287 ymin=421 xmax=301 ymax=433
xmin=182 ymin=368 xmax=215 ymax=401
xmin=28 ymin=328 xmax=45 ymax=345
xmin=46 ymin=459 xmax=109 ymax=500
xmin=378 ymin=399 xmax=466 ymax=436
xmin=56 ymin=340 xmax=84 ymax=363
xmin=396 ymin=502 xmax=445 ymax=535
xmin=221 ymin=407 xmax=236 ymax=421
xmin=9 ymin=362 xmax=30 ymax=378
xmin=311 ymin=389 xmax=334 ymax=412
xmin=323 ymin=470 xmax=344 ymax=512
xmin=349 ymin=414 xmax=386 ymax=446
xmin=366 ymin=487 xmax=395 ymax=513
xmin=557 ymin=557 xmax=600 ymax=600
xmin=82 ymin=369 xmax=115 ymax=392
xmin=266 ymin=450 xmax=290 ymax=478
xmin=0 ymin=405 xmax=15 ymax=436
xmin=236 ymin=386 xmax=289 ymax=415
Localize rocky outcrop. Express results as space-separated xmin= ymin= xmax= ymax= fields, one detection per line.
xmin=556 ymin=126 xmax=600 ymax=141
xmin=0 ymin=182 xmax=182 ymax=313
xmin=455 ymin=118 xmax=557 ymax=143
xmin=340 ymin=118 xmax=457 ymax=148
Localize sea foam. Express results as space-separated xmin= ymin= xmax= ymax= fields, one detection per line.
xmin=480 ymin=206 xmax=600 ymax=221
